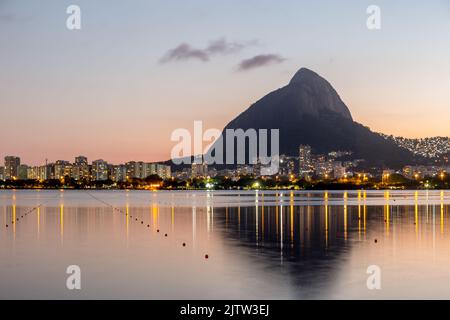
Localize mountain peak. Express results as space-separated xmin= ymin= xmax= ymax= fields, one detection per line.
xmin=211 ymin=67 xmax=417 ymax=168
xmin=285 ymin=67 xmax=353 ymax=120
xmin=289 ymin=67 xmax=321 ymax=85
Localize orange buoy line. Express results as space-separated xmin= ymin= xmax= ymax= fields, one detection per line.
xmin=84 ymin=191 xmax=210 ymax=260
xmin=4 ymin=193 xmax=59 ymax=229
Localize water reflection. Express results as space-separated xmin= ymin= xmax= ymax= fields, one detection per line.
xmin=0 ymin=190 xmax=450 ymax=299
xmin=213 ymin=191 xmax=450 ymax=298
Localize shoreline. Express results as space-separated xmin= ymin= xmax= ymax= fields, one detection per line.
xmin=1 ymin=187 xmax=449 ymax=191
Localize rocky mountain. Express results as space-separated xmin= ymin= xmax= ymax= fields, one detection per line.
xmin=211 ymin=68 xmax=421 ymax=168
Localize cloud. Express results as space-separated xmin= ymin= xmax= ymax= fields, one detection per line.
xmin=160 ymin=38 xmax=258 ymax=64
xmin=160 ymin=43 xmax=210 ymax=63
xmin=205 ymin=38 xmax=254 ymax=55
xmin=237 ymin=54 xmax=286 ymax=71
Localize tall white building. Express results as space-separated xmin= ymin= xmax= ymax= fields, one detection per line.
xmin=111 ymin=165 xmax=127 ymax=182
xmin=72 ymin=156 xmax=90 ymax=180
xmin=124 ymin=161 xmax=171 ymax=179
xmin=298 ymin=145 xmax=312 ymax=179
xmin=156 ymin=164 xmax=171 ymax=179
xmin=191 ymin=162 xmax=208 ymax=178
xmin=54 ymin=160 xmax=71 ymax=179
xmin=27 ymin=166 xmax=40 ymax=180
xmin=4 ymin=156 xmax=20 ymax=180
xmin=92 ymin=159 xmax=108 ymax=181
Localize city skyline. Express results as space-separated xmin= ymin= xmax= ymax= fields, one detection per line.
xmin=1 ymin=140 xmax=448 ymax=185
xmin=0 ymin=154 xmax=172 ymax=182
xmin=1 ymin=1 xmax=450 ymax=164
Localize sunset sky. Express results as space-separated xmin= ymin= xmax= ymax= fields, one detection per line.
xmin=1 ymin=0 xmax=450 ymax=165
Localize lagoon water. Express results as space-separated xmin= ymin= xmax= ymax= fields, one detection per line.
xmin=1 ymin=189 xmax=450 ymax=299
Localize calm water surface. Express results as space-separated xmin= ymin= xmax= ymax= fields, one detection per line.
xmin=1 ymin=189 xmax=450 ymax=299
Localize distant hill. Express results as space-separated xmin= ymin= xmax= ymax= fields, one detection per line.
xmin=208 ymin=68 xmax=422 ymax=169
xmin=378 ymin=134 xmax=449 ymax=159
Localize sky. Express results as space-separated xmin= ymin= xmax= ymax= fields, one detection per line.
xmin=1 ymin=0 xmax=449 ymax=165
